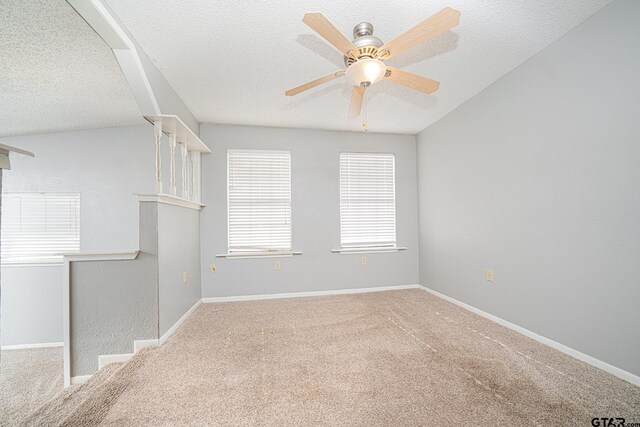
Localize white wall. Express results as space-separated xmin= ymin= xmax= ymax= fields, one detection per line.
xmin=1 ymin=125 xmax=155 ymax=346
xmin=200 ymin=124 xmax=419 ymax=298
xmin=416 ymin=0 xmax=640 ymax=376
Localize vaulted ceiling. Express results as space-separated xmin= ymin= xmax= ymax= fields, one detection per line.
xmin=0 ymin=0 xmax=143 ymax=137
xmin=1 ymin=0 xmax=613 ymax=137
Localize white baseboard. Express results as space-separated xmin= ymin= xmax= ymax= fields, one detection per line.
xmin=91 ymin=300 xmax=200 ymax=379
xmin=202 ymin=284 xmax=421 ymax=303
xmin=97 ymin=353 xmax=133 ymax=370
xmin=1 ymin=342 xmax=63 ymax=350
xmin=418 ymin=285 xmax=640 ymax=387
xmin=159 ymin=299 xmax=202 ymax=345
xmin=134 ymin=339 xmax=158 ymax=353
xmin=70 ymin=375 xmax=92 ymax=385
xmin=62 ymin=284 xmax=639 ymax=389
xmin=92 ymin=339 xmax=158 ymax=379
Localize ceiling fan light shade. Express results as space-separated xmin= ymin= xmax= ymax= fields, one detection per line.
xmin=345 ymin=59 xmax=386 ymax=87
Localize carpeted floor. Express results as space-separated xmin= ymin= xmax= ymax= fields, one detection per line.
xmin=21 ymin=289 xmax=640 ymax=425
xmin=0 ymin=346 xmax=63 ymax=426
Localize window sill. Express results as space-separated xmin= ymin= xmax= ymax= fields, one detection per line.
xmin=1 ymin=261 xmax=63 ymax=268
xmin=216 ymin=251 xmax=303 ymax=260
xmin=331 ymin=246 xmax=407 ymax=255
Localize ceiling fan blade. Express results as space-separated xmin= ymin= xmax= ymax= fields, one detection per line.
xmin=285 ymin=70 xmax=344 ymax=96
xmin=385 ymin=66 xmax=440 ymax=94
xmin=379 ymin=7 xmax=460 ymax=59
xmin=348 ymin=86 xmax=365 ymax=118
xmin=302 ymin=12 xmax=357 ymax=55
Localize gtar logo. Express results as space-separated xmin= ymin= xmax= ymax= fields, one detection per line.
xmin=592 ymin=418 xmax=626 ymax=427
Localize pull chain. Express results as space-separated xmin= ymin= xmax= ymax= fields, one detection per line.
xmin=361 ymin=86 xmax=368 ymax=132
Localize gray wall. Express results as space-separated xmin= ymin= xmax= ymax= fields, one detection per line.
xmin=70 ymin=200 xmax=203 ymax=376
xmin=416 ymin=0 xmax=640 ymax=376
xmin=157 ymin=202 xmax=201 ymax=336
xmin=200 ymin=124 xmax=419 ymax=298
xmin=1 ymin=266 xmax=62 ymax=346
xmin=1 ymin=125 xmax=155 ymax=249
xmin=70 ymin=202 xmax=160 ymax=377
xmin=1 ymin=125 xmax=155 ymax=346
xmin=70 ymin=257 xmax=158 ymax=377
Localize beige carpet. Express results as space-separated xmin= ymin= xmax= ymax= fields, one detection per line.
xmin=22 ymin=289 xmax=640 ymax=425
xmin=0 ymin=346 xmax=63 ymax=426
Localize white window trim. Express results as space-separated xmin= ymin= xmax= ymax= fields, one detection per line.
xmin=225 ymin=149 xmax=300 ymax=258
xmin=216 ymin=251 xmax=303 ymax=259
xmin=336 ymin=152 xmax=404 ymax=253
xmin=331 ymin=246 xmax=406 ymax=255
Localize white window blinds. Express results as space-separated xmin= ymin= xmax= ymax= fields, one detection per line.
xmin=340 ymin=152 xmax=396 ymax=248
xmin=1 ymin=193 xmax=80 ymax=264
xmin=227 ymin=150 xmax=292 ymax=253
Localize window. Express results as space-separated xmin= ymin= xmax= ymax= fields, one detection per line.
xmin=340 ymin=152 xmax=396 ymax=249
xmin=1 ymin=193 xmax=80 ymax=264
xmin=227 ymin=150 xmax=292 ymax=254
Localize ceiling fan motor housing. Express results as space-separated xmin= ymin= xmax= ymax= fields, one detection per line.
xmin=344 ymin=22 xmax=385 ymax=67
xmin=344 ymin=22 xmax=387 ymax=87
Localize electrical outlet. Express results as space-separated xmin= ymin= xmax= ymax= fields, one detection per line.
xmin=361 ymin=257 xmax=367 ymax=266
xmin=485 ymin=269 xmax=494 ymax=282
xmin=275 ymin=261 xmax=281 ymax=270
xmin=182 ymin=272 xmax=189 ymax=284
xmin=209 ymin=263 xmax=217 ymax=273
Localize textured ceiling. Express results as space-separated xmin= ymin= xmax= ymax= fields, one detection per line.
xmin=0 ymin=0 xmax=143 ymax=137
xmin=0 ymin=0 xmax=614 ymax=137
xmin=105 ymin=0 xmax=612 ymax=134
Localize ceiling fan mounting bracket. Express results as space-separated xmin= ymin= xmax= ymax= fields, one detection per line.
xmin=353 ymin=22 xmax=374 ymax=38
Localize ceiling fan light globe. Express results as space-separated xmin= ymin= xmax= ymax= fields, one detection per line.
xmin=345 ymin=59 xmax=386 ymax=87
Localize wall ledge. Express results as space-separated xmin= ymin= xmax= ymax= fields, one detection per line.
xmin=143 ymin=115 xmax=210 ymax=153
xmin=137 ymin=193 xmax=205 ymax=210
xmin=62 ymin=250 xmax=139 ymax=262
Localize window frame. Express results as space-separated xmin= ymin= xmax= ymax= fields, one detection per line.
xmin=1 ymin=192 xmax=81 ymax=266
xmin=223 ymin=149 xmax=297 ymax=259
xmin=336 ymin=152 xmax=405 ymax=254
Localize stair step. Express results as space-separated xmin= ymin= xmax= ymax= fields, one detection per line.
xmin=22 ymin=348 xmax=154 ymax=426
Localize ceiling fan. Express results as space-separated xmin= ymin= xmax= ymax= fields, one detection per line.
xmin=285 ymin=7 xmax=461 ymax=122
